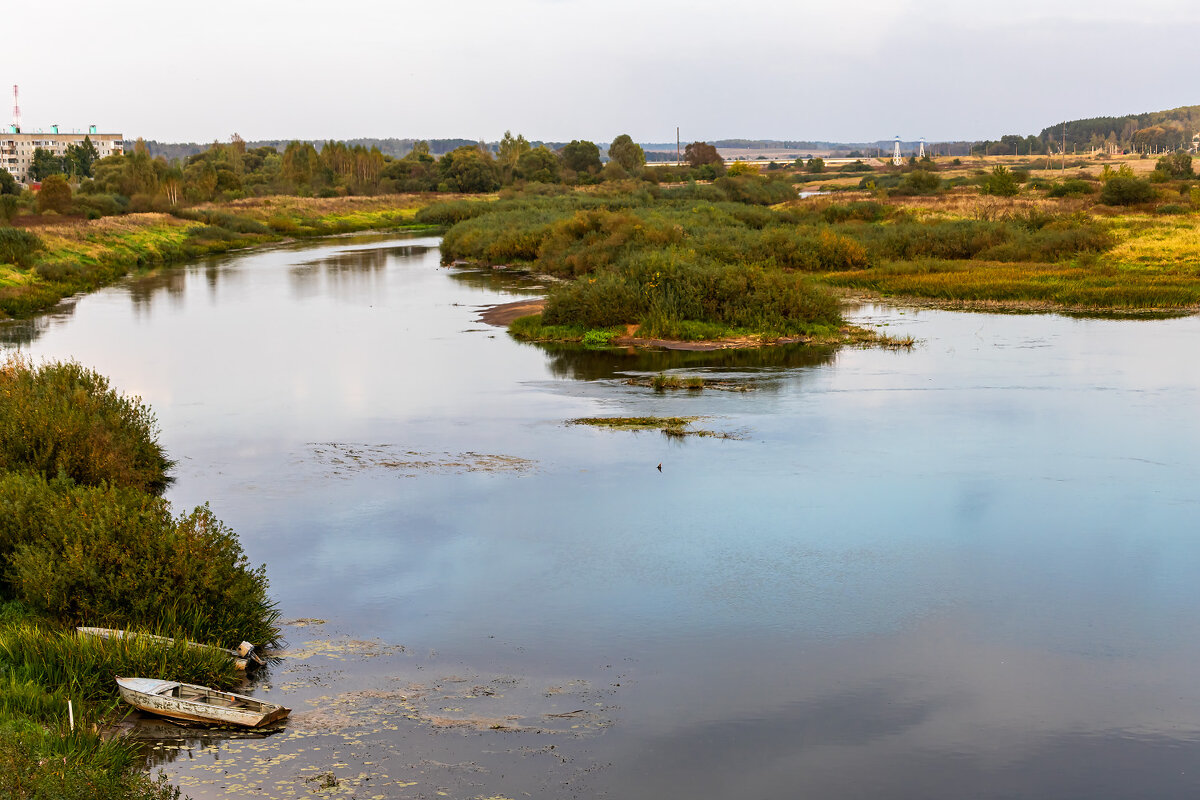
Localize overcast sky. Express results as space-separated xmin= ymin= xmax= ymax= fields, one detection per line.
xmin=3 ymin=0 xmax=1198 ymax=145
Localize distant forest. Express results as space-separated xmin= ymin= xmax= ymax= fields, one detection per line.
xmin=125 ymin=102 xmax=1200 ymax=169
xmin=1035 ymin=104 xmax=1200 ymax=153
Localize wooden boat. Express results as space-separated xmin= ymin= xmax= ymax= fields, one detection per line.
xmin=116 ymin=677 xmax=290 ymax=727
xmin=77 ymin=627 xmax=266 ymax=670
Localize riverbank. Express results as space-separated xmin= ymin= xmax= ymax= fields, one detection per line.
xmin=0 ymin=195 xmax=450 ymax=320
xmin=0 ymin=356 xmax=280 ymax=799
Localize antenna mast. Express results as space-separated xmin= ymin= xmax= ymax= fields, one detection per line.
xmin=11 ymin=85 xmax=20 ymax=132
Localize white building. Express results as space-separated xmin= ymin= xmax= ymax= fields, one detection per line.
xmin=1 ymin=125 xmax=123 ymax=184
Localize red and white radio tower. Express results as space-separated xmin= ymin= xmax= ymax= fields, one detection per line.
xmin=11 ymin=85 xmax=20 ymax=132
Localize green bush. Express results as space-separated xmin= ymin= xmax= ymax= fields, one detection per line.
xmin=890 ymin=170 xmax=942 ymax=196
xmin=1099 ymin=176 xmax=1155 ymax=206
xmin=1046 ymin=179 xmax=1096 ymax=197
xmin=0 ymin=473 xmax=279 ymax=647
xmin=822 ymin=201 xmax=886 ymax=223
xmin=0 ymin=228 xmax=42 ymax=268
xmin=867 ymin=220 xmax=1009 ymax=260
xmin=980 ymin=166 xmax=1020 ymax=197
xmin=542 ymin=249 xmax=842 ymax=336
xmin=0 ymin=356 xmax=173 ymax=493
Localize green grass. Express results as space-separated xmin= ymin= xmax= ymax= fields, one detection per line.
xmin=0 ymin=603 xmax=191 ymax=800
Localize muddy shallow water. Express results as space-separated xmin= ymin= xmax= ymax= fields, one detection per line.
xmin=5 ymin=234 xmax=1200 ymax=799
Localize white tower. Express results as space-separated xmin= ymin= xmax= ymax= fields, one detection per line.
xmin=892 ymin=136 xmax=902 ymax=167
xmin=919 ymin=138 xmax=926 ymax=159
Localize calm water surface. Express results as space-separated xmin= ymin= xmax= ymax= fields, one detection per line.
xmin=4 ymin=235 xmax=1200 ymax=799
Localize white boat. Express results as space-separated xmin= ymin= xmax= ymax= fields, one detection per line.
xmin=77 ymin=627 xmax=266 ymax=671
xmin=116 ymin=677 xmax=290 ymax=727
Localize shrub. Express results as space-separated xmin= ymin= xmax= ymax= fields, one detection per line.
xmin=890 ymin=169 xmax=941 ymax=196
xmin=35 ymin=176 xmax=73 ymax=215
xmin=0 ymin=355 xmax=173 ymax=493
xmin=0 ymin=228 xmax=42 ymax=267
xmin=868 ymin=220 xmax=1009 ymax=260
xmin=822 ymin=201 xmax=886 ymax=223
xmin=980 ymin=166 xmax=1020 ymax=197
xmin=839 ymin=160 xmax=874 ymax=173
xmin=1099 ymin=176 xmax=1155 ymax=206
xmin=543 ymin=249 xmax=842 ymax=336
xmin=0 ymin=473 xmax=280 ymax=647
xmin=1046 ymin=179 xmax=1095 ymax=197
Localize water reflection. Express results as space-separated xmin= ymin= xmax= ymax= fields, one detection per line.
xmin=447 ymin=265 xmax=550 ymax=296
xmin=532 ymin=340 xmax=839 ymax=382
xmin=0 ymin=299 xmax=78 ymax=348
xmin=127 ymin=268 xmax=188 ymax=315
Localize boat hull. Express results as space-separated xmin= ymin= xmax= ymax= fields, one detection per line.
xmin=116 ymin=677 xmax=289 ymax=728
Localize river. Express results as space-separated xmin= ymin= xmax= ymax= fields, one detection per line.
xmin=4 ymin=233 xmax=1200 ymax=799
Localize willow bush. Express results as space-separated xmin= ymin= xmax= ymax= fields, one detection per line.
xmin=0 ymin=355 xmax=173 ymax=494
xmin=0 ymin=473 xmax=279 ymax=648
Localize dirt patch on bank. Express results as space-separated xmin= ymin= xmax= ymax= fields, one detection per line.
xmin=478 ymin=299 xmax=546 ymax=326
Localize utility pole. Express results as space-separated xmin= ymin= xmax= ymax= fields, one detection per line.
xmin=1062 ymin=121 xmax=1067 ymax=173
xmin=676 ymin=127 xmax=680 ymax=167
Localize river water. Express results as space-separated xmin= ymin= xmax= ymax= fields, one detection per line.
xmin=4 ymin=234 xmax=1200 ymax=799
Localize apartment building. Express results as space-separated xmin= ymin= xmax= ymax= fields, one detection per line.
xmin=0 ymin=125 xmax=123 ymax=184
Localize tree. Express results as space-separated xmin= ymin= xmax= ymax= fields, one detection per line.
xmin=30 ymin=148 xmax=66 ymax=182
xmin=282 ymin=141 xmax=319 ymax=190
xmin=497 ymin=131 xmax=531 ymax=181
xmin=36 ymin=175 xmax=73 ymax=214
xmin=64 ymin=136 xmax=100 ymax=178
xmin=1156 ymin=150 xmax=1194 ymax=178
xmin=684 ymin=141 xmax=723 ymax=169
xmin=980 ymin=165 xmax=1019 ymax=197
xmin=608 ymin=134 xmax=645 ymax=172
xmin=161 ymin=166 xmax=183 ymax=206
xmin=437 ymin=146 xmax=500 ymax=193
xmin=516 ymin=146 xmax=561 ymax=183
xmin=561 ymin=140 xmax=601 ymax=173
xmin=806 ymin=157 xmax=825 ymax=174
xmin=725 ymin=161 xmax=758 ymax=176
xmin=0 ymin=169 xmax=18 ymax=195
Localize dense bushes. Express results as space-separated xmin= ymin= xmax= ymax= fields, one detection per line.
xmin=0 ymin=356 xmax=278 ymax=647
xmin=541 ymin=249 xmax=842 ymax=338
xmin=0 ymin=474 xmax=278 ymax=647
xmin=0 ymin=356 xmax=173 ymax=494
xmin=1099 ymin=176 xmax=1156 ymax=205
xmin=0 ymin=227 xmax=42 ymax=267
xmin=1047 ymin=179 xmax=1096 ymax=197
xmin=867 ymin=220 xmax=1010 ymax=260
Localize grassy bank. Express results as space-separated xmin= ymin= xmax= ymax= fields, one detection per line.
xmin=0 ymin=355 xmax=280 ymax=799
xmin=0 ymin=194 xmax=443 ymax=320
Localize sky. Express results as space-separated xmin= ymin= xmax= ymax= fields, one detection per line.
xmin=2 ymin=0 xmax=1199 ymax=145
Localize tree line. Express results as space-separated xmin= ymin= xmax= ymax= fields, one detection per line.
xmin=8 ymin=130 xmax=798 ymax=218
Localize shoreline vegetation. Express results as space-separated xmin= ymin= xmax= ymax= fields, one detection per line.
xmin=0 ymin=195 xmax=443 ymax=320
xmin=0 ymin=355 xmax=280 ymax=799
xmin=3 ymin=137 xmax=1200 ymax=345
